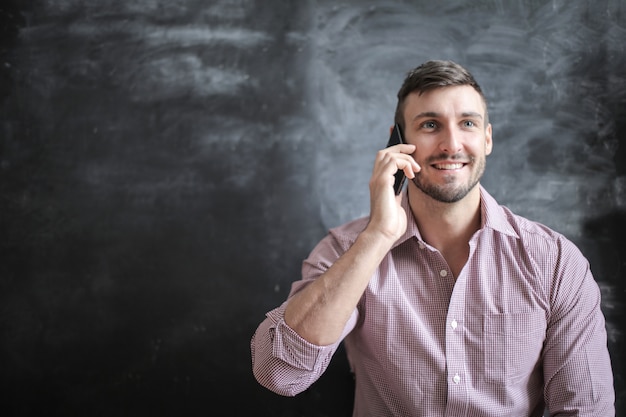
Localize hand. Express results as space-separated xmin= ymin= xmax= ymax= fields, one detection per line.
xmin=367 ymin=143 xmax=420 ymax=241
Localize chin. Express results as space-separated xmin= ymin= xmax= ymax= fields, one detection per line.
xmin=412 ymin=178 xmax=478 ymax=204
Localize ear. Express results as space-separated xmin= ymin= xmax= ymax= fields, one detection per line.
xmin=485 ymin=123 xmax=493 ymax=156
xmin=389 ymin=125 xmax=395 ymax=135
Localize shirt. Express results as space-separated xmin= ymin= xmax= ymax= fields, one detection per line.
xmin=251 ymin=186 xmax=615 ymax=416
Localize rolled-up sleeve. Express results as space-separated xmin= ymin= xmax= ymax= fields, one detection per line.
xmin=251 ymin=301 xmax=356 ymax=396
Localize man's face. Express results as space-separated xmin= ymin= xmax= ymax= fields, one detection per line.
xmin=402 ymin=85 xmax=493 ymax=203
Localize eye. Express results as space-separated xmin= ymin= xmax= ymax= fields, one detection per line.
xmin=463 ymin=120 xmax=477 ymax=128
xmin=421 ymin=121 xmax=437 ymax=130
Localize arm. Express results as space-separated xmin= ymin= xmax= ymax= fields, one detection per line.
xmin=285 ymin=143 xmax=418 ymax=345
xmin=543 ymin=238 xmax=615 ymax=416
xmin=251 ymin=143 xmax=419 ymax=395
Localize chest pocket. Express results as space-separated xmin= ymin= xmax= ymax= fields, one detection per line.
xmin=484 ymin=312 xmax=546 ymax=385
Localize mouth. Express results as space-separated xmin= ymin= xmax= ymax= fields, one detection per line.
xmin=432 ymin=162 xmax=466 ymax=170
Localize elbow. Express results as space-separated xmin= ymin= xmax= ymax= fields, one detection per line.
xmin=252 ymin=359 xmax=306 ymax=397
xmin=251 ymin=334 xmax=306 ymax=397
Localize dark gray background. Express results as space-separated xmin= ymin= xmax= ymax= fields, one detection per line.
xmin=1 ymin=1 xmax=624 ymax=416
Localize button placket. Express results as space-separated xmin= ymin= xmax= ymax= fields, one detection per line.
xmin=443 ymin=268 xmax=469 ymax=412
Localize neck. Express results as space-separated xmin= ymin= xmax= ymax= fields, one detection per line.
xmin=408 ymin=185 xmax=482 ymax=252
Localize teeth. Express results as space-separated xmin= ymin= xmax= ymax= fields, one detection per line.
xmin=434 ymin=163 xmax=463 ymax=170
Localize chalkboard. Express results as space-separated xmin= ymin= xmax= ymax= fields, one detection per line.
xmin=1 ymin=1 xmax=624 ymax=416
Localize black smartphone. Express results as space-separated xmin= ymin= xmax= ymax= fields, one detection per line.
xmin=385 ymin=123 xmax=407 ymax=195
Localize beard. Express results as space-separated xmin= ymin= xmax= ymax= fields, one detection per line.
xmin=411 ymin=153 xmax=486 ymax=203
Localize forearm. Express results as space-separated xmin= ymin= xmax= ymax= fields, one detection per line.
xmin=284 ymin=228 xmax=394 ymax=346
xmin=251 ymin=302 xmax=354 ymax=396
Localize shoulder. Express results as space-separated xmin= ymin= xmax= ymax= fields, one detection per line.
xmin=502 ymin=205 xmax=580 ymax=252
xmin=503 ymin=206 xmax=561 ymax=241
xmin=480 ymin=187 xmax=588 ymax=277
xmin=301 ymin=216 xmax=369 ymax=280
xmin=305 ymin=215 xmax=369 ymax=260
xmin=494 ymin=204 xmax=589 ymax=280
xmin=326 ymin=216 xmax=370 ymax=248
xmin=482 ymin=187 xmax=579 ymax=254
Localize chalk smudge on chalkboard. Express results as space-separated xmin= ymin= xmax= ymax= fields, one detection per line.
xmin=59 ymin=21 xmax=271 ymax=100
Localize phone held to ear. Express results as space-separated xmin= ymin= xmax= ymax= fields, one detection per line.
xmin=385 ymin=123 xmax=408 ymax=195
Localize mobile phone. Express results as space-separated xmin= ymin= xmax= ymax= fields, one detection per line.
xmin=385 ymin=123 xmax=407 ymax=195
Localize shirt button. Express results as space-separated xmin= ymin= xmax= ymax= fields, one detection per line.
xmin=451 ymin=320 xmax=458 ymax=329
xmin=418 ymin=242 xmax=425 ymax=249
xmin=439 ymin=269 xmax=448 ymax=277
xmin=453 ymin=374 xmax=461 ymax=384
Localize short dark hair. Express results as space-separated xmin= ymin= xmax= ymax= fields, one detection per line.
xmin=394 ymin=60 xmax=488 ymax=130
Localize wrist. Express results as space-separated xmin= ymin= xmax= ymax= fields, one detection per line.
xmin=358 ymin=225 xmax=398 ymax=254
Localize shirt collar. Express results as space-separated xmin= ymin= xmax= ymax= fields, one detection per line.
xmin=392 ymin=185 xmax=519 ymax=249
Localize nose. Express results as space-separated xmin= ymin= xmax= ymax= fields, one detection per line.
xmin=439 ymin=126 xmax=462 ymax=154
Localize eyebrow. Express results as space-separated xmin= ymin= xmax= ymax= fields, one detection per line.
xmin=412 ymin=111 xmax=483 ymax=121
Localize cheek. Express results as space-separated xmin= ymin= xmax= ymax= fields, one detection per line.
xmin=411 ymin=150 xmax=428 ymax=165
xmin=408 ymin=141 xmax=436 ymax=161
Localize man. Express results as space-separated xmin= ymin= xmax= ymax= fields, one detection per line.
xmin=251 ymin=60 xmax=615 ymax=416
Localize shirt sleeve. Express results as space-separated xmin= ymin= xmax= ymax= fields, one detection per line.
xmin=543 ymin=236 xmax=615 ymax=416
xmin=250 ymin=229 xmax=359 ymax=397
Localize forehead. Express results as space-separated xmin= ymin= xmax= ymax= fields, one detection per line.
xmin=403 ymin=85 xmax=486 ymax=119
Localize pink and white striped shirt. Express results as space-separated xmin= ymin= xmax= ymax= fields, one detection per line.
xmin=251 ymin=187 xmax=615 ymax=416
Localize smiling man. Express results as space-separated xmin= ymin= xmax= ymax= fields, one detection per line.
xmin=251 ymin=60 xmax=615 ymax=416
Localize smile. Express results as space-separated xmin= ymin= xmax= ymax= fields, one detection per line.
xmin=433 ymin=163 xmax=465 ymax=170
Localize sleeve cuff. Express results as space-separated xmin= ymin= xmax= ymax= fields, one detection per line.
xmin=266 ymin=304 xmax=338 ymax=372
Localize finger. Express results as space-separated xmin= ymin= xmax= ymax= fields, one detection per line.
xmin=386 ymin=152 xmax=419 ymax=178
xmin=399 ymin=158 xmax=420 ymax=178
xmin=382 ymin=143 xmax=416 ymax=155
